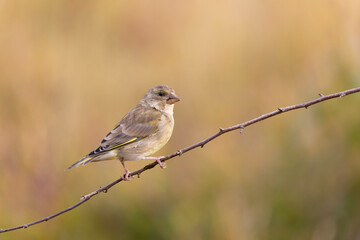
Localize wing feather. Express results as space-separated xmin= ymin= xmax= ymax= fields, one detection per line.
xmin=89 ymin=104 xmax=161 ymax=156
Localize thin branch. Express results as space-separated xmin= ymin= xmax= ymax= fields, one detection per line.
xmin=1 ymin=86 xmax=360 ymax=233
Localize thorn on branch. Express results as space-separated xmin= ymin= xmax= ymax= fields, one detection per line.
xmin=340 ymin=92 xmax=346 ymax=98
xmin=102 ymin=189 xmax=107 ymax=193
xmin=219 ymin=127 xmax=224 ymax=133
xmin=277 ymin=108 xmax=283 ymax=112
xmin=80 ymin=194 xmax=91 ymax=200
xmin=239 ymin=126 xmax=244 ymax=134
xmin=176 ymin=150 xmax=183 ymax=156
xmin=137 ymin=173 xmax=141 ymax=178
xmin=318 ymin=93 xmax=324 ymax=97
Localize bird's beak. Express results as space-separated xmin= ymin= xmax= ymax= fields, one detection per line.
xmin=166 ymin=94 xmax=180 ymax=104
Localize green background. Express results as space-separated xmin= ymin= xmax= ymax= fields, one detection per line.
xmin=1 ymin=1 xmax=360 ymax=239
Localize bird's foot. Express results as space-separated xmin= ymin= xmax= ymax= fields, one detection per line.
xmin=145 ymin=156 xmax=166 ymax=169
xmin=123 ymin=169 xmax=134 ymax=181
xmin=121 ymin=163 xmax=134 ymax=181
xmin=156 ymin=158 xmax=167 ymax=169
xmin=123 ymin=171 xmax=130 ymax=181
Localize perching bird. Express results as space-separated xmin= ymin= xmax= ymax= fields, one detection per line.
xmin=68 ymin=85 xmax=180 ymax=180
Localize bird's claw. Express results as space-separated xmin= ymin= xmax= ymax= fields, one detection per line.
xmin=156 ymin=159 xmax=166 ymax=169
xmin=123 ymin=170 xmax=134 ymax=181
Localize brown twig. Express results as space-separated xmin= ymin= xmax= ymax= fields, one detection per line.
xmin=1 ymin=86 xmax=360 ymax=233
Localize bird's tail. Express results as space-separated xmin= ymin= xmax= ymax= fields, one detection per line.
xmin=67 ymin=148 xmax=118 ymax=170
xmin=67 ymin=155 xmax=94 ymax=170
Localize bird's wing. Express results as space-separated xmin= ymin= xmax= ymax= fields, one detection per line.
xmin=88 ymin=104 xmax=161 ymax=156
xmin=67 ymin=104 xmax=161 ymax=169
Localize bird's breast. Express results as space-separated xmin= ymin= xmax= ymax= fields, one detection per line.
xmin=119 ymin=113 xmax=174 ymax=160
xmin=145 ymin=113 xmax=174 ymax=155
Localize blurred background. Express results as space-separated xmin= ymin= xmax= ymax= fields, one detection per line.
xmin=0 ymin=0 xmax=360 ymax=239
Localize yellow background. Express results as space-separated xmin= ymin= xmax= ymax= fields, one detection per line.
xmin=1 ymin=1 xmax=360 ymax=239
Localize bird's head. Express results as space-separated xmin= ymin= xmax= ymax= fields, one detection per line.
xmin=141 ymin=85 xmax=180 ymax=113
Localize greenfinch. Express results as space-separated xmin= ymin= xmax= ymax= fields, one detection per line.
xmin=68 ymin=85 xmax=180 ymax=180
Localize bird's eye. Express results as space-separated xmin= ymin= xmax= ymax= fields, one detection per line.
xmin=158 ymin=91 xmax=166 ymax=97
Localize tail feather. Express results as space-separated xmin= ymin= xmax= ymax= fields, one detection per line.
xmin=67 ymin=150 xmax=118 ymax=170
xmin=67 ymin=156 xmax=94 ymax=170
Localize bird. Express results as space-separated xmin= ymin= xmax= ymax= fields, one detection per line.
xmin=67 ymin=85 xmax=180 ymax=180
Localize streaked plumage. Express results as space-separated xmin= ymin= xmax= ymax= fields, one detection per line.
xmin=68 ymin=85 xmax=180 ymax=180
